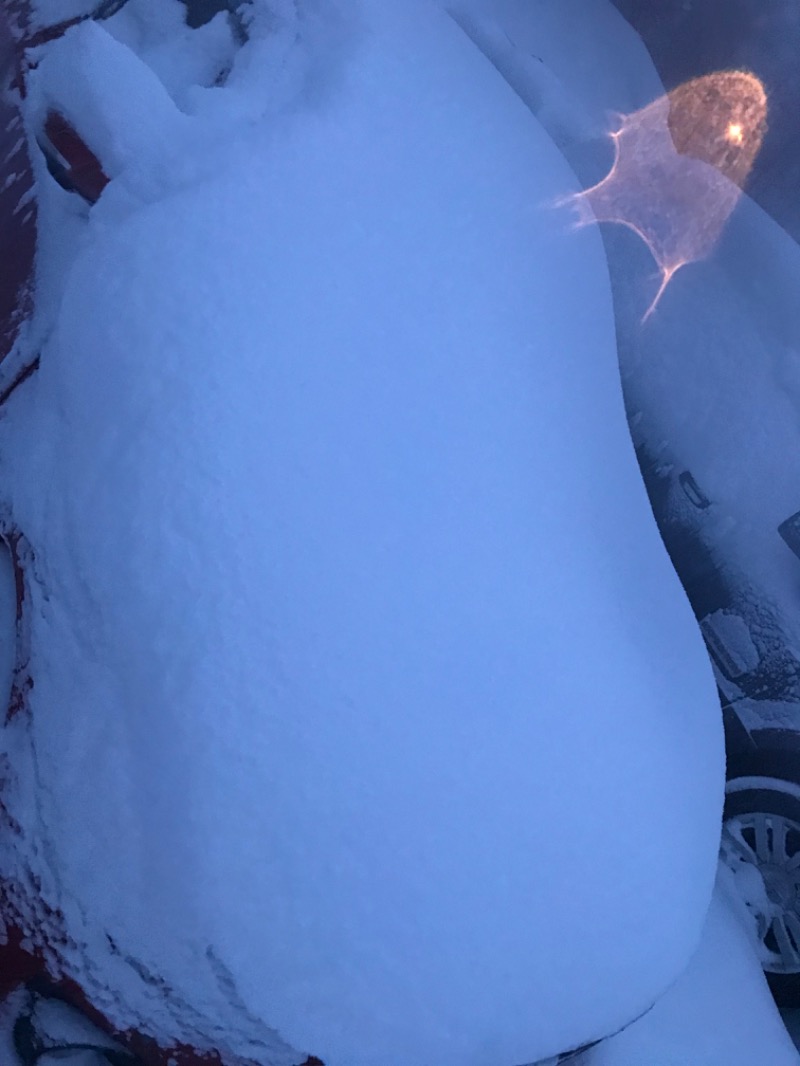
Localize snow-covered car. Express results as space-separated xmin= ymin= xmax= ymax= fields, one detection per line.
xmin=0 ymin=2 xmax=724 ymax=1065
xmin=597 ymin=1 xmax=800 ymax=1011
xmin=568 ymin=4 xmax=800 ymax=1004
xmin=617 ymin=206 xmax=800 ymax=1009
xmin=453 ymin=0 xmax=800 ymax=1016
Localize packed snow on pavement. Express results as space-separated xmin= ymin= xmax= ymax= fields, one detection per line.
xmin=588 ymin=874 xmax=800 ymax=1066
xmin=2 ymin=0 xmax=787 ymax=1063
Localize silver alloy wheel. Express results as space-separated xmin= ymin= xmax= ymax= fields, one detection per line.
xmin=721 ymin=809 xmax=800 ymax=974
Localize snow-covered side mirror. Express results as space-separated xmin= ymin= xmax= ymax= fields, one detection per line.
xmin=27 ymin=21 xmax=188 ymax=205
xmin=36 ymin=110 xmax=109 ymax=204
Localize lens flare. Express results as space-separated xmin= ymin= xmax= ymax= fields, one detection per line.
xmin=726 ymin=123 xmax=744 ymax=144
xmin=568 ymin=71 xmax=767 ymax=320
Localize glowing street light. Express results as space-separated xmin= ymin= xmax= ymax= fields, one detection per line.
xmin=726 ymin=123 xmax=744 ymax=145
xmin=568 ymin=71 xmax=767 ymax=320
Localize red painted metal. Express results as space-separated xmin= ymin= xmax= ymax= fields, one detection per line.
xmin=41 ymin=109 xmax=110 ymax=203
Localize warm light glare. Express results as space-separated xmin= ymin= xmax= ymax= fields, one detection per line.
xmin=727 ymin=122 xmax=744 ymax=144
xmin=565 ymin=71 xmax=768 ymax=320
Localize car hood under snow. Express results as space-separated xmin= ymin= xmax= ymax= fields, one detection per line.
xmin=0 ymin=2 xmax=723 ymax=1064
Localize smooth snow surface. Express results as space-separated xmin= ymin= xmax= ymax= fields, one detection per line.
xmin=1 ymin=1 xmax=724 ymax=1065
xmin=448 ymin=0 xmax=664 ymax=185
xmin=448 ymin=0 xmax=662 ymax=119
xmin=591 ymin=877 xmax=800 ymax=1066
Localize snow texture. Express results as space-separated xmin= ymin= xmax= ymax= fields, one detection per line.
xmin=591 ymin=877 xmax=800 ymax=1065
xmin=1 ymin=1 xmax=726 ymax=1064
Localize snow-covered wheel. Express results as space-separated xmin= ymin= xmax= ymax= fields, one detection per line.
xmin=722 ymin=776 xmax=800 ymax=1006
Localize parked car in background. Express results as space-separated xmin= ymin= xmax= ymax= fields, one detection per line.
xmin=633 ymin=400 xmax=800 ymax=1008
xmin=597 ymin=0 xmax=800 ymax=1005
xmin=453 ymin=0 xmax=800 ymax=1016
xmin=598 ymin=2 xmax=800 ymax=998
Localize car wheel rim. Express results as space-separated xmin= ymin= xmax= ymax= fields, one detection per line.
xmin=722 ymin=810 xmax=800 ymax=973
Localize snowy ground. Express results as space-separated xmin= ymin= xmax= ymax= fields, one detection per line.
xmin=584 ymin=874 xmax=800 ymax=1066
xmin=2 ymin=0 xmax=798 ymax=1064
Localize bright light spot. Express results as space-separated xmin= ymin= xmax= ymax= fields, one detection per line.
xmin=727 ymin=122 xmax=744 ymax=144
xmin=565 ymin=71 xmax=767 ymax=321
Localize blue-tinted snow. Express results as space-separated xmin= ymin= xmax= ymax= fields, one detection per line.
xmin=0 ymin=1 xmax=725 ymax=1064
xmin=593 ymin=876 xmax=800 ymax=1065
